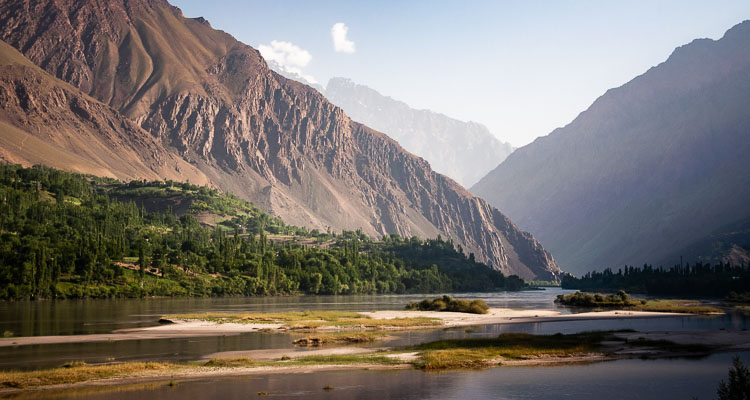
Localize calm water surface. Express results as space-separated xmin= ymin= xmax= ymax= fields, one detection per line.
xmin=0 ymin=289 xmax=575 ymax=337
xmin=3 ymin=352 xmax=746 ymax=400
xmin=0 ymin=289 xmax=576 ymax=369
xmin=1 ymin=289 xmax=748 ymax=399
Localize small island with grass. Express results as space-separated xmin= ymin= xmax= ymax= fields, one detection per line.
xmin=555 ymin=291 xmax=723 ymax=314
xmin=405 ymin=295 xmax=490 ymax=314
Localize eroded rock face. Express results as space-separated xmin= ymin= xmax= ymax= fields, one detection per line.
xmin=0 ymin=40 xmax=209 ymax=183
xmin=0 ymin=0 xmax=562 ymax=280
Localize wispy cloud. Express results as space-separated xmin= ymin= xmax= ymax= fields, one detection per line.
xmin=331 ymin=22 xmax=356 ymax=53
xmin=258 ymin=40 xmax=318 ymax=84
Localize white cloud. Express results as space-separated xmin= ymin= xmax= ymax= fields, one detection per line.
xmin=331 ymin=22 xmax=356 ymax=53
xmin=258 ymin=40 xmax=318 ymax=84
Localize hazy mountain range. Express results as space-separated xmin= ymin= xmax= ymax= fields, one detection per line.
xmin=261 ymin=63 xmax=515 ymax=188
xmin=0 ymin=0 xmax=561 ymax=280
xmin=324 ymin=78 xmax=514 ymax=188
xmin=472 ymin=21 xmax=750 ymax=275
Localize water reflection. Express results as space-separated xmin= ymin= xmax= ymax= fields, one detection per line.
xmin=4 ymin=352 xmax=747 ymax=400
xmin=0 ymin=289 xmax=574 ymax=337
xmin=3 ymin=289 xmax=749 ymax=371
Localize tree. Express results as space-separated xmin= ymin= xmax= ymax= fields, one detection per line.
xmin=718 ymin=356 xmax=750 ymax=400
xmin=138 ymin=246 xmax=147 ymax=282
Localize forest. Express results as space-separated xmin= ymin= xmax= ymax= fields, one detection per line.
xmin=561 ymin=263 xmax=750 ymax=298
xmin=0 ymin=165 xmax=521 ymax=300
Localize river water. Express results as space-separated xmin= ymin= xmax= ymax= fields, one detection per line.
xmin=1 ymin=289 xmax=748 ymax=399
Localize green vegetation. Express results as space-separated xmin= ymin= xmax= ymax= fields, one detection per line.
xmin=621 ymin=338 xmax=711 ymax=353
xmin=292 ymin=331 xmax=389 ymax=346
xmin=165 ymin=310 xmax=365 ymax=324
xmin=0 ymin=331 xmax=725 ymax=390
xmin=561 ymin=263 xmax=750 ymax=298
xmin=411 ymin=332 xmax=607 ymax=369
xmin=405 ymin=295 xmax=489 ymax=314
xmin=527 ymin=280 xmax=560 ymax=287
xmin=717 ymin=356 xmax=750 ymax=400
xmin=202 ymin=353 xmax=404 ymax=368
xmin=725 ymin=292 xmax=750 ymax=304
xmin=163 ymin=310 xmax=441 ymax=329
xmin=555 ymin=291 xmax=722 ymax=314
xmin=276 ymin=354 xmax=401 ymax=366
xmin=203 ymin=357 xmax=256 ymax=368
xmin=0 ymin=165 xmax=523 ymax=300
xmin=0 ymin=353 xmax=402 ymax=390
xmin=0 ymin=361 xmax=179 ymax=389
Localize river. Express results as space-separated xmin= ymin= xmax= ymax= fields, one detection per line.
xmin=1 ymin=289 xmax=748 ymax=399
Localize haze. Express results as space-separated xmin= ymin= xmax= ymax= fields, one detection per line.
xmin=172 ymin=0 xmax=750 ymax=147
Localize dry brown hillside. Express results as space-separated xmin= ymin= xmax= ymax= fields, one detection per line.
xmin=0 ymin=0 xmax=561 ymax=280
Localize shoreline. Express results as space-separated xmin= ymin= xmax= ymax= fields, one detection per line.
xmin=0 ymin=363 xmax=413 ymax=395
xmin=0 ymin=308 xmax=687 ymax=348
xmin=3 ymin=329 xmax=750 ymax=395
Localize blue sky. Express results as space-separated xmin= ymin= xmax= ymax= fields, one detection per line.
xmin=172 ymin=0 xmax=750 ymax=147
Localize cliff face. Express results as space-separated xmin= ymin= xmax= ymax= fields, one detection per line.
xmin=0 ymin=40 xmax=208 ymax=183
xmin=472 ymin=21 xmax=750 ymax=275
xmin=0 ymin=0 xmax=562 ymax=280
xmin=325 ymin=77 xmax=514 ymax=188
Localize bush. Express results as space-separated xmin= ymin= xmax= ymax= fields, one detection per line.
xmin=405 ymin=295 xmax=489 ymax=314
xmin=555 ymin=291 xmax=634 ymax=307
xmin=718 ymin=356 xmax=750 ymax=400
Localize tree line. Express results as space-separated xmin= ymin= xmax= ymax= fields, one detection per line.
xmin=0 ymin=165 xmax=521 ymax=300
xmin=561 ymin=262 xmax=750 ymax=298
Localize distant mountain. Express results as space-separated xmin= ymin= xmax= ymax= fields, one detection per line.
xmin=662 ymin=218 xmax=750 ymax=267
xmin=265 ymin=59 xmax=325 ymax=93
xmin=472 ymin=21 xmax=750 ymax=275
xmin=0 ymin=0 xmax=561 ymax=280
xmin=325 ymin=78 xmax=514 ymax=188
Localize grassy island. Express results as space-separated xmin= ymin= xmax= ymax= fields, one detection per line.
xmin=405 ymin=295 xmax=490 ymax=314
xmin=162 ymin=310 xmax=442 ymax=330
xmin=1 ymin=329 xmax=727 ymax=391
xmin=555 ymin=291 xmax=722 ymax=314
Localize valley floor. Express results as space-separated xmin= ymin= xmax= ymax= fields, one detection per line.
xmin=3 ymin=307 xmax=745 ymax=395
xmin=0 ymin=308 xmax=684 ymax=347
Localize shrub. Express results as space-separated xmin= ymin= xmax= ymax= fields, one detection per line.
xmin=405 ymin=295 xmax=489 ymax=314
xmin=718 ymin=356 xmax=750 ymax=400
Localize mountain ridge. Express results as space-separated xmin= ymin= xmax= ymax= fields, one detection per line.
xmin=0 ymin=0 xmax=561 ymax=280
xmin=472 ymin=20 xmax=750 ymax=275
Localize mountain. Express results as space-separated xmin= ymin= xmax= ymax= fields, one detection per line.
xmin=472 ymin=21 xmax=750 ymax=275
xmin=264 ymin=59 xmax=325 ymax=93
xmin=0 ymin=40 xmax=209 ymax=184
xmin=0 ymin=0 xmax=561 ymax=280
xmin=325 ymin=78 xmax=514 ymax=188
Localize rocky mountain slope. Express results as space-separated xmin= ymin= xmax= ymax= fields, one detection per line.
xmin=325 ymin=78 xmax=514 ymax=187
xmin=0 ymin=40 xmax=208 ymax=183
xmin=472 ymin=21 xmax=750 ymax=275
xmin=0 ymin=0 xmax=561 ymax=280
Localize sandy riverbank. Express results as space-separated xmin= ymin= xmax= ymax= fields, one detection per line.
xmin=0 ymin=308 xmax=686 ymax=348
xmin=362 ymin=308 xmax=684 ymax=327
